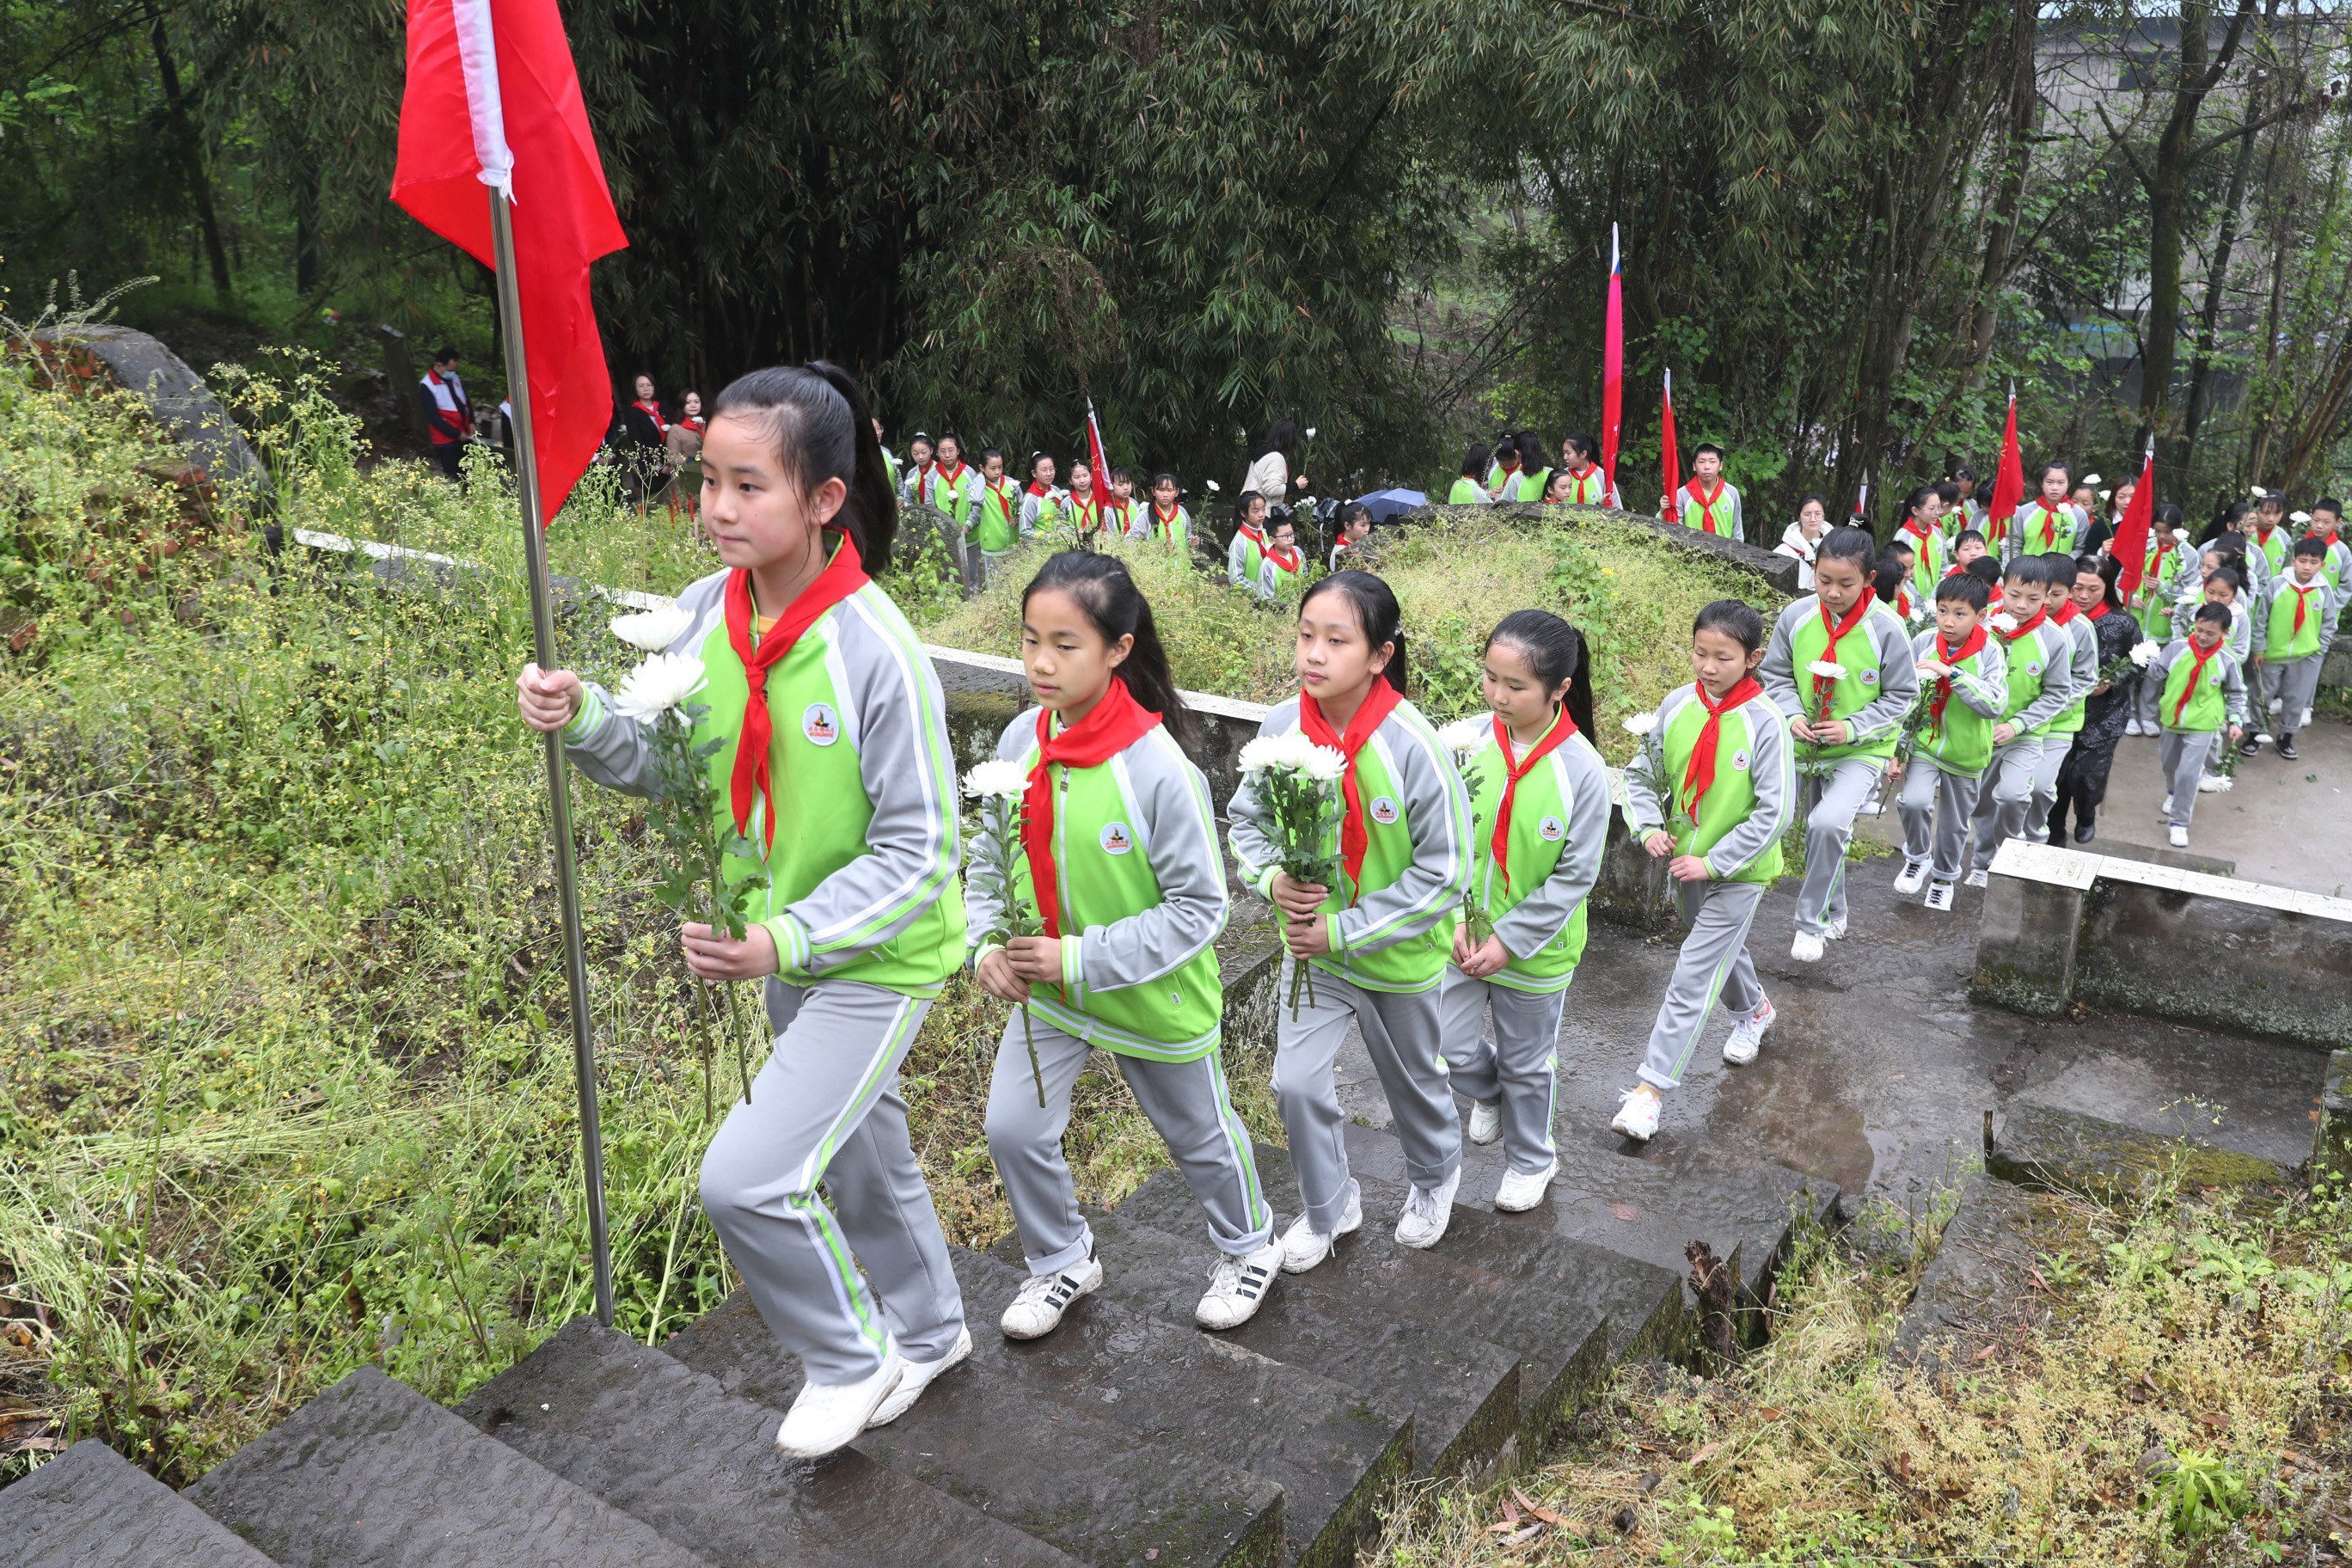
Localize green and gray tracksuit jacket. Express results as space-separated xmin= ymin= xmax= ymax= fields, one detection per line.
xmin=1988 ymin=614 xmax=2077 ymax=738
xmin=1456 ymin=721 xmax=1611 ymax=993
xmin=1905 ymin=628 xmax=2009 ymax=775
xmin=965 ymin=710 xmax=1228 ymax=1061
xmin=2150 ymin=639 xmax=2248 ymax=734
xmin=1228 ymin=695 xmax=1471 ymax=995
xmin=2045 ymin=607 xmax=2099 ymax=741
xmin=2002 ymin=499 xmax=2089 ymax=564
xmin=2171 ymin=591 xmax=2254 ymax=664
xmin=1622 ymin=683 xmax=1793 ymax=885
xmin=1759 ymin=594 xmax=1922 ymax=763
xmin=562 ymin=567 xmax=966 ymax=995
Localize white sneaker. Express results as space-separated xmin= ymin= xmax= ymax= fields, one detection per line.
xmin=1279 ymin=1179 xmax=1363 ymax=1274
xmin=1493 ymin=1159 xmax=1559 ymax=1213
xmin=1791 ymin=931 xmax=1825 ymax=963
xmin=1393 ymin=1167 xmax=1462 ymax=1249
xmin=867 ymin=1326 xmax=971 ymax=1426
xmin=1824 ymin=915 xmax=1848 ymax=941
xmin=1000 ymin=1254 xmax=1104 ymax=1340
xmin=2125 ymin=719 xmax=2145 ymax=737
xmin=2159 ymin=793 xmax=2173 ymax=818
xmin=1195 ymin=1239 xmax=1283 ymax=1330
xmin=1964 ymin=869 xmax=1989 ymax=888
xmin=2198 ymin=774 xmax=2223 ymax=793
xmin=1892 ymin=859 xmax=1929 ymax=896
xmin=776 ymin=1344 xmax=903 ymax=1458
xmin=2301 ymin=708 xmax=2312 ymax=728
xmin=2169 ymin=824 xmax=2190 ymax=848
xmin=1466 ymin=1098 xmax=1502 ymax=1145
xmin=2269 ymin=697 xmax=2284 ymax=714
xmin=1923 ymin=880 xmax=1956 ymax=911
xmin=1610 ymin=1087 xmax=1662 ymax=1142
xmin=1722 ymin=996 xmax=1774 ymax=1065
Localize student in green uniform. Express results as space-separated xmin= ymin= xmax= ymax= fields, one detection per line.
xmin=2150 ymin=603 xmax=2247 ymax=848
xmin=1511 ymin=429 xmax=1551 ymax=500
xmin=921 ymin=433 xmax=980 ymax=535
xmin=2026 ymin=553 xmax=2099 ymax=843
xmin=2249 ymin=536 xmax=2339 ymax=760
xmin=1485 ymin=438 xmax=1522 ymax=499
xmin=1965 ymin=557 xmax=2076 ymax=884
xmin=1556 ymin=432 xmax=1612 ymax=505
xmin=1020 ymin=450 xmax=1066 ymax=538
xmin=971 ymin=552 xmax=1280 ymax=1339
xmin=1615 ymin=600 xmax=1792 ymax=1142
xmin=1327 ymin=500 xmax=1374 ymax=572
xmin=1895 ymin=486 xmax=1948 ymax=604
xmin=2006 ymin=462 xmax=2086 ymax=563
xmin=1449 ymin=443 xmax=1496 ymax=505
xmin=1439 ymin=610 xmax=1608 ymax=1211
xmin=971 ymin=447 xmax=1021 ymax=566
xmin=1675 ymin=444 xmax=1744 ymax=541
xmin=1256 ymin=516 xmax=1308 ymax=601
xmin=1130 ymin=472 xmax=1193 ymax=549
xmin=1227 ymin=490 xmax=1271 ymax=588
xmin=2245 ymin=493 xmax=2294 ymax=585
xmin=1893 ymin=573 xmax=2007 ymax=910
xmin=518 ymin=363 xmax=967 ymax=1459
xmin=1232 ymin=573 xmax=1471 ymax=1267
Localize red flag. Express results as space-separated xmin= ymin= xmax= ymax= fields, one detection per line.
xmin=1660 ymin=368 xmax=1680 ymax=524
xmin=1986 ymin=383 xmax=2024 ymax=546
xmin=1854 ymin=472 xmax=1869 ymax=522
xmin=392 ymin=0 xmax=627 ymax=525
xmin=1600 ymin=224 xmax=1623 ymax=505
xmin=1085 ymin=398 xmax=1112 ymax=504
xmin=2112 ymin=444 xmax=2158 ymax=601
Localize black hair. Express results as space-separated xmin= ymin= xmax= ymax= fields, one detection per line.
xmin=935 ymin=432 xmax=962 ymax=451
xmin=1934 ymin=480 xmax=1960 ymax=507
xmin=2155 ymin=503 xmax=2184 ymax=530
xmin=1069 ymin=456 xmax=1093 ymax=478
xmin=2256 ymin=491 xmax=2286 ymax=509
xmin=1301 ymin=571 xmax=1409 ymax=695
xmin=1485 ymin=609 xmax=1596 ymax=737
xmin=435 ymin=346 xmax=459 ymax=364
xmin=2193 ymin=601 xmax=2233 ymax=630
xmin=2000 ymin=553 xmax=2038 ymax=584
xmin=1935 ymin=573 xmax=1991 ymax=609
xmin=1797 ymin=491 xmax=1830 ymax=516
xmin=2032 ymin=552 xmax=2073 ymax=588
xmin=1890 ymin=537 xmax=1917 ymax=560
xmin=1954 ymin=527 xmax=1986 ymax=548
xmin=2316 ymin=497 xmax=2343 ymax=517
xmin=1023 ymin=553 xmax=1194 ymax=750
xmin=979 ymin=446 xmax=1005 ymax=465
xmin=1965 ymin=555 xmax=2002 ymax=586
xmin=2079 ymin=551 xmax=2124 ymax=610
xmin=1902 ymin=485 xmax=1939 ymax=522
xmin=1028 ymin=450 xmax=1053 ymax=477
xmin=1237 ymin=489 xmax=1267 ymax=522
xmin=1515 ymin=431 xmax=1544 ymax=472
xmin=910 ymin=430 xmax=934 ymax=448
xmin=2295 ymin=534 xmax=2329 ymax=558
xmin=2198 ymin=499 xmax=2249 ymax=545
xmin=1151 ymin=471 xmax=1179 ymax=490
xmin=1461 ymin=442 xmax=1493 ymax=481
xmin=1950 ymin=464 xmax=1978 ymax=482
xmin=1816 ymin=524 xmax=1877 ymax=571
xmin=1492 ymin=439 xmax=1520 ymax=465
xmin=710 ymin=361 xmax=898 ymax=574
xmin=1871 ymin=550 xmax=1908 ymax=603
xmin=1249 ymin=419 xmax=1300 ymax=462
xmin=1563 ymin=432 xmax=1595 ymax=462
xmin=1694 ymin=442 xmax=1724 ymax=460
xmin=1693 ymin=598 xmax=1766 ymax=652
xmin=1337 ymin=501 xmax=1372 ymax=531
xmin=1110 ymin=466 xmax=1132 ymax=484
xmin=2208 ymin=566 xmax=2243 ymax=597
xmin=2035 ymin=460 xmax=2070 ymax=487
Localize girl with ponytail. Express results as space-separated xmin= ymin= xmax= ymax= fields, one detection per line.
xmin=968 ymin=552 xmax=1277 ymax=1338
xmin=514 ymin=360 xmax=969 ymax=1459
xmin=1229 ymin=570 xmax=1473 ymax=1271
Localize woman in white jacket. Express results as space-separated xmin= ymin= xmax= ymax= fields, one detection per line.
xmin=1773 ymin=493 xmax=1829 ymax=590
xmin=1242 ymin=419 xmax=1309 ymax=504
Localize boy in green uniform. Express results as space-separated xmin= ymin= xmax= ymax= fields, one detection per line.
xmin=2151 ymin=603 xmax=2247 ymax=848
xmin=1893 ymin=574 xmax=2006 ymax=910
xmin=1965 ymin=557 xmax=2077 ymax=883
xmin=2249 ymin=536 xmax=2339 ymax=761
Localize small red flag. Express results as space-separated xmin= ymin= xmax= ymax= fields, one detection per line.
xmin=1660 ymin=368 xmax=1680 ymax=524
xmin=1083 ymin=397 xmax=1114 ymax=538
xmin=1986 ymin=384 xmax=2024 ymax=548
xmin=392 ymin=0 xmax=627 ymax=525
xmin=1600 ymin=224 xmax=1623 ymax=506
xmin=2112 ymin=444 xmax=2158 ymax=601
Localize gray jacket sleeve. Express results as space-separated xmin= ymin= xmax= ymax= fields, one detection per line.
xmin=1075 ymin=730 xmax=1229 ymax=990
xmin=1759 ymin=601 xmax=1807 ymax=719
xmin=2009 ymin=626 xmax=2076 ymax=732
xmin=2067 ymin=619 xmax=2098 ymax=700
xmin=560 ymin=572 xmax=729 ymax=798
xmin=1703 ymin=698 xmax=1793 ymax=880
xmin=1841 ymin=615 xmax=1920 ymax=747
xmin=2220 ymin=655 xmax=2249 ymax=725
xmin=1332 ymin=712 xmax=1470 ymax=956
xmin=1227 ymin=530 xmax=1252 ymax=587
xmin=1490 ymin=737 xmax=1609 ymax=959
xmin=960 ymin=713 xmax=1034 ymax=959
xmin=1621 ymin=688 xmax=1684 ymax=836
xmin=1226 ymin=703 xmax=1299 ymax=898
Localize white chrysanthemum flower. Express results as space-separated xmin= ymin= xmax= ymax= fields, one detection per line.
xmin=2129 ymin=640 xmax=2159 ymax=667
xmin=2098 ymin=489 xmax=2112 ymax=501
xmin=1306 ymin=426 xmax=1319 ymax=440
xmin=1808 ymin=659 xmax=1847 ymax=680
xmin=1205 ymin=480 xmax=1222 ymax=493
xmin=609 ymin=603 xmax=692 ymax=652
xmin=1237 ymin=735 xmax=1289 ymax=775
xmin=2251 ymin=485 xmax=2267 ymax=498
xmin=611 ymin=652 xmax=705 ymax=723
xmin=2292 ymin=510 xmax=2312 ymax=524
xmin=2171 ymin=528 xmax=2190 ymax=542
xmin=1296 ymin=744 xmax=1349 ymax=784
xmin=1621 ymin=712 xmax=1659 ymax=737
xmin=2083 ymin=473 xmax=2103 ymax=487
xmin=1991 ymin=612 xmax=2018 ymax=634
xmin=961 ymin=758 xmax=1031 ymax=799
xmin=1437 ymin=716 xmax=1491 ymax=758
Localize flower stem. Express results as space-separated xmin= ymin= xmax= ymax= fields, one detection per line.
xmin=1020 ymin=1002 xmax=1044 ymax=1108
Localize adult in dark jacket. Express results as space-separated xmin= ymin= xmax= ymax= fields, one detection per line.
xmin=2049 ymin=553 xmax=2141 ymax=845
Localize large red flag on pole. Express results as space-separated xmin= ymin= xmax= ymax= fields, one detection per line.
xmin=1660 ymin=367 xmax=1680 ymax=524
xmin=1600 ymin=224 xmax=1623 ymax=506
xmin=392 ymin=0 xmax=626 ymax=526
xmin=2113 ymin=442 xmax=2158 ymax=601
xmin=1986 ymin=383 xmax=2024 ymax=550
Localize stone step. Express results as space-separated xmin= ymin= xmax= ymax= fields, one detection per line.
xmin=6 ymin=1439 xmax=277 ymax=1568
xmin=664 ymin=1291 xmax=1283 ymax=1568
xmin=182 ymin=1365 xmax=714 ymax=1568
xmin=999 ymin=1206 xmax=1519 ymax=1480
xmin=454 ymin=1317 xmax=1077 ymax=1568
xmin=946 ymin=1245 xmax=1406 ymax=1568
xmin=1986 ymin=1102 xmax=2286 ymax=1198
xmin=1116 ymin=1148 xmax=1685 ymax=1457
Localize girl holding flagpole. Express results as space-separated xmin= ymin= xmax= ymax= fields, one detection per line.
xmin=517 ymin=363 xmax=970 ymax=1459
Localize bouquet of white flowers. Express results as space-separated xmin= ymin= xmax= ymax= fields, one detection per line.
xmin=1798 ymin=659 xmax=1847 ymax=779
xmin=1617 ymin=709 xmax=1692 ymax=842
xmin=1438 ymin=717 xmax=1496 ymax=946
xmin=1238 ymin=731 xmax=1347 ymax=1018
xmin=963 ymin=759 xmax=1046 ymax=1106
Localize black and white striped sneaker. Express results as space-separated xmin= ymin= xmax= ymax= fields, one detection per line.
xmin=1195 ymin=1239 xmax=1283 ymax=1330
xmin=1000 ymin=1253 xmax=1103 ymax=1340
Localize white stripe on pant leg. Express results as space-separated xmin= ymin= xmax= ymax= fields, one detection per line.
xmin=1204 ymin=1049 xmax=1271 ymax=1235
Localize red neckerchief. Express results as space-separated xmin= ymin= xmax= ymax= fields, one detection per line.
xmin=679 ymin=415 xmax=705 ymax=435
xmin=2050 ymin=598 xmax=2078 ymax=625
xmin=1999 ymin=606 xmax=2046 ymax=642
xmin=2086 ymin=600 xmax=2111 ymax=621
xmin=1895 ymin=587 xmax=1914 ymax=619
xmin=2027 ymin=499 xmax=2065 ymax=549
xmin=1151 ymin=501 xmax=1183 ymax=540
xmin=2288 ymin=580 xmax=2319 ymax=636
xmin=633 ymin=399 xmax=668 ymax=434
xmin=2171 ymin=636 xmax=2224 ymax=725
xmin=984 ymin=476 xmax=1015 ymax=511
xmin=1488 ymin=707 xmax=1577 ymax=890
xmin=1686 ymin=478 xmax=1727 ymax=534
xmin=1235 ymin=519 xmax=1267 ymax=553
xmin=1681 ymin=677 xmax=1765 ymax=817
xmin=1499 ymin=459 xmax=1521 ymax=480
xmin=1069 ymin=492 xmax=1100 ymax=535
xmin=1810 ymin=591 xmax=1877 ymax=719
xmin=723 ymin=535 xmax=871 ymax=852
xmin=1265 ymin=544 xmax=1302 ymax=573
xmin=1988 ymin=582 xmax=2005 ymax=609
xmin=931 ymin=460 xmax=971 ymax=496
xmin=1569 ymin=462 xmax=1597 ymax=481
xmin=1022 ymin=679 xmax=1161 ymax=943
xmin=1026 ymin=479 xmax=1051 ymax=498
xmin=1902 ymin=518 xmax=1934 ymax=550
xmin=1927 ymin=625 xmax=1988 ymax=736
xmin=1297 ymin=681 xmax=1406 ymax=897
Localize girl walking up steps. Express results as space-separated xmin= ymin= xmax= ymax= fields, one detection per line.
xmin=967 ymin=553 xmax=1281 ymax=1340
xmin=516 ymin=364 xmax=968 ymax=1459
xmin=1230 ymin=573 xmax=1472 ymax=1271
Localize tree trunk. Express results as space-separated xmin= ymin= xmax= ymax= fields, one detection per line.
xmin=148 ymin=6 xmax=232 ymax=307
xmin=1966 ymin=0 xmax=2042 ymax=386
xmin=2178 ymin=64 xmax=2266 ymax=478
xmin=295 ymin=156 xmax=322 ymax=298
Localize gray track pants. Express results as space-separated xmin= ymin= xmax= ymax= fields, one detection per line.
xmin=1274 ymin=960 xmax=1461 ymax=1235
xmin=2158 ymin=731 xmax=2217 ymax=827
xmin=2025 ymin=734 xmax=2073 ymax=839
xmin=1437 ymin=968 xmax=1567 ymax=1175
xmin=1896 ymin=757 xmax=1981 ymax=884
xmin=1969 ymin=736 xmax=2042 ymax=873
xmin=2262 ymin=654 xmax=2322 ymax=734
xmin=1795 ymin=756 xmax=1882 ymax=935
xmin=1638 ymin=879 xmax=1767 ymax=1092
xmin=699 ymin=978 xmax=965 ymax=1385
xmin=984 ymin=1015 xmax=1272 ymax=1276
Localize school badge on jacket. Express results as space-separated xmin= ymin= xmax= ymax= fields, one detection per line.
xmin=802 ymin=702 xmax=841 ymax=745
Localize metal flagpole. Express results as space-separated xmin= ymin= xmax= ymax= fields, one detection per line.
xmin=489 ymin=187 xmax=616 ymax=1329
